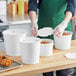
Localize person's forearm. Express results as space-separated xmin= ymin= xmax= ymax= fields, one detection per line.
xmin=29 ymin=11 xmax=37 ymax=25
xmin=64 ymin=11 xmax=72 ymax=23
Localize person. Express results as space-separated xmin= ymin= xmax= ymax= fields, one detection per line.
xmin=28 ymin=0 xmax=75 ymax=76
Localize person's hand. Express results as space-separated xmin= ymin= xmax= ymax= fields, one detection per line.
xmin=53 ymin=20 xmax=68 ymax=37
xmin=32 ymin=22 xmax=38 ymax=37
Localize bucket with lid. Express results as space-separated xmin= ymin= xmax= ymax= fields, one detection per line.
xmin=3 ymin=29 xmax=27 ymax=56
xmin=20 ymin=37 xmax=41 ymax=64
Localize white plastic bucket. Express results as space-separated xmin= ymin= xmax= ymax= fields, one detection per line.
xmin=40 ymin=39 xmax=53 ymax=56
xmin=3 ymin=29 xmax=26 ymax=56
xmin=20 ymin=37 xmax=40 ymax=64
xmin=54 ymin=31 xmax=72 ymax=50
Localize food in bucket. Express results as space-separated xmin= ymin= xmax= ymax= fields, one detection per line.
xmin=63 ymin=32 xmax=70 ymax=35
xmin=41 ymin=41 xmax=49 ymax=44
xmin=0 ymin=55 xmax=13 ymax=67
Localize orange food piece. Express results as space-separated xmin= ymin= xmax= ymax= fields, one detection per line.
xmin=0 ymin=58 xmax=13 ymax=67
xmin=0 ymin=55 xmax=7 ymax=60
xmin=41 ymin=41 xmax=49 ymax=44
xmin=63 ymin=32 xmax=70 ymax=35
xmin=0 ymin=55 xmax=13 ymax=67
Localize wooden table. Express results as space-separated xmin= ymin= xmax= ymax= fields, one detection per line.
xmin=0 ymin=40 xmax=76 ymax=76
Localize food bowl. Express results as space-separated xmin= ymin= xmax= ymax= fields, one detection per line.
xmin=40 ymin=39 xmax=53 ymax=56
xmin=54 ymin=31 xmax=73 ymax=50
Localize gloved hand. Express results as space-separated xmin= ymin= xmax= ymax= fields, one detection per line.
xmin=32 ymin=22 xmax=38 ymax=37
xmin=53 ymin=20 xmax=68 ymax=37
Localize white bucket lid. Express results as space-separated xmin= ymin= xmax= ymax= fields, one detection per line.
xmin=3 ymin=29 xmax=26 ymax=36
xmin=38 ymin=27 xmax=53 ymax=37
xmin=20 ymin=37 xmax=40 ymax=44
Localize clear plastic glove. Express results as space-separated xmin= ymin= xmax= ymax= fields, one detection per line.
xmin=32 ymin=22 xmax=38 ymax=37
xmin=53 ymin=20 xmax=68 ymax=37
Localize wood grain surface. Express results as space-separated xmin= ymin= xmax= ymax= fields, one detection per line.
xmin=0 ymin=40 xmax=76 ymax=76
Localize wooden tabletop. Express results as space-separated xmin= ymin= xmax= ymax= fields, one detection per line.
xmin=0 ymin=40 xmax=76 ymax=76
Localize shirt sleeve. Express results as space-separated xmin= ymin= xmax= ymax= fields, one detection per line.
xmin=74 ymin=0 xmax=76 ymax=7
xmin=28 ymin=0 xmax=37 ymax=13
xmin=65 ymin=0 xmax=75 ymax=16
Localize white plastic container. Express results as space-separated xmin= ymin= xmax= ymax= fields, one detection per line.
xmin=3 ymin=29 xmax=26 ymax=56
xmin=54 ymin=31 xmax=72 ymax=50
xmin=40 ymin=39 xmax=53 ymax=56
xmin=0 ymin=0 xmax=7 ymax=15
xmin=20 ymin=37 xmax=40 ymax=64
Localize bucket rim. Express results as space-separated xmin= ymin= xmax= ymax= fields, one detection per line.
xmin=2 ymin=29 xmax=27 ymax=36
xmin=20 ymin=37 xmax=41 ymax=44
